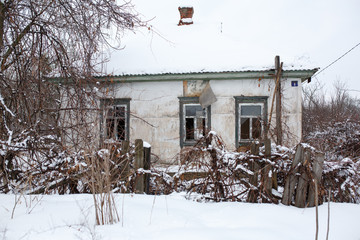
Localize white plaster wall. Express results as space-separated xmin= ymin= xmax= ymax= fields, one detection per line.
xmin=210 ymin=78 xmax=302 ymax=149
xmin=211 ymin=96 xmax=236 ymax=150
xmin=97 ymin=77 xmax=303 ymax=163
xmin=210 ymin=78 xmax=274 ymax=150
xmin=281 ymin=78 xmax=303 ymax=144
xmin=111 ymin=81 xmax=183 ymax=163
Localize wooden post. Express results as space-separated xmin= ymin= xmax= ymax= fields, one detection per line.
xmin=248 ymin=160 xmax=259 ymax=203
xmin=264 ymin=138 xmax=277 ymax=190
xmin=120 ymin=141 xmax=130 ymax=181
xmin=144 ymin=145 xmax=151 ymax=194
xmin=250 ymin=142 xmax=260 ymax=155
xmin=264 ymin=138 xmax=271 ymax=157
xmin=262 ymin=164 xmax=273 ymax=199
xmin=282 ymin=144 xmax=304 ymax=205
xmin=134 ymin=139 xmax=144 ymax=193
xmin=295 ymin=149 xmax=311 ymax=207
xmin=267 ymin=56 xmax=283 ymax=141
xmin=308 ymin=152 xmax=325 ymax=207
xmin=248 ymin=142 xmax=260 ymax=202
xmin=275 ymin=56 xmax=283 ymax=145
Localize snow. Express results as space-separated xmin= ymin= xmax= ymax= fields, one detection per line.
xmin=179 ymin=5 xmax=193 ymax=8
xmin=1 ymin=193 xmax=359 ymax=240
xmin=0 ymin=92 xmax=15 ymax=117
xmin=143 ymin=141 xmax=151 ymax=148
xmin=180 ymin=18 xmax=193 ymax=23
xmin=103 ymin=0 xmax=319 ymax=76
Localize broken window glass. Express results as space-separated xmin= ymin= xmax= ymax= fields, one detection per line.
xmin=241 ymin=118 xmax=250 ymax=139
xmin=105 ymin=105 xmax=127 ymax=141
xmin=252 ymin=118 xmax=261 ymax=139
xmin=116 ymin=118 xmax=126 ymax=140
xmin=184 ymin=104 xmax=206 ymax=141
xmin=185 ymin=118 xmax=195 ymax=140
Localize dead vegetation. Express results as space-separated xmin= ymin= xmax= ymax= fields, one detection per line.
xmin=174 ymin=132 xmax=284 ymax=203
xmin=1 ymin=130 xmax=359 ymax=205
xmin=301 ymin=80 xmax=360 ymax=204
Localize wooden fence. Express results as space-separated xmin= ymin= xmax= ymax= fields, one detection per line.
xmin=282 ymin=144 xmax=325 ymax=207
xmin=134 ymin=139 xmax=151 ymax=194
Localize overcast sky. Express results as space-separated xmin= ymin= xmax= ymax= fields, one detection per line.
xmin=108 ymin=0 xmax=360 ymax=98
xmin=296 ymin=0 xmax=360 ymax=98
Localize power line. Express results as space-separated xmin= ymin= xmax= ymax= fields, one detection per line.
xmin=313 ymin=42 xmax=360 ymax=77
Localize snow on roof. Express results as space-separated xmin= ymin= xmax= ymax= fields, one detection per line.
xmin=103 ymin=0 xmax=317 ymax=76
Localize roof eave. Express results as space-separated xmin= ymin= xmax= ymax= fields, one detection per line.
xmin=97 ymin=68 xmax=319 ymax=83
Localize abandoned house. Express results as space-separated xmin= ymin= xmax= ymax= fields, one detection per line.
xmin=68 ymin=1 xmax=319 ymax=164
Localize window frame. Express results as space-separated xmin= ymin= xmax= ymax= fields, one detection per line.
xmin=234 ymin=96 xmax=268 ymax=148
xmin=179 ymin=97 xmax=211 ymax=147
xmin=100 ymin=98 xmax=131 ymax=143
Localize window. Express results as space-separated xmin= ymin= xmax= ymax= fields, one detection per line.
xmin=100 ymin=98 xmax=130 ymax=143
xmin=234 ymin=96 xmax=268 ymax=147
xmin=179 ymin=97 xmax=211 ymax=147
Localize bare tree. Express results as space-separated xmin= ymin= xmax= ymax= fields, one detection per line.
xmin=0 ymin=0 xmax=145 ymax=192
xmin=303 ymin=79 xmax=360 ymax=138
xmin=303 ymin=79 xmax=360 ymax=160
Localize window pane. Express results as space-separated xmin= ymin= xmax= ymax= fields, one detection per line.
xmin=196 ymin=110 xmax=205 ymax=118
xmin=116 ymin=118 xmax=126 ymax=140
xmin=196 ymin=118 xmax=206 ymax=138
xmin=240 ymin=118 xmax=250 ymax=139
xmin=186 ymin=105 xmax=205 ymax=117
xmin=185 ymin=118 xmax=195 ymax=140
xmin=107 ymin=107 xmax=115 ymax=118
xmin=115 ymin=106 xmax=126 ymax=118
xmin=241 ymin=105 xmax=261 ymax=116
xmin=252 ymin=118 xmax=261 ymax=139
xmin=106 ymin=119 xmax=115 ymax=139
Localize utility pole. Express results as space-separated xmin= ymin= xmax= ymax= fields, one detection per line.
xmin=275 ymin=56 xmax=283 ymax=145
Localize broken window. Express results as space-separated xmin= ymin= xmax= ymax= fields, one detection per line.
xmin=234 ymin=96 xmax=268 ymax=148
xmin=184 ymin=104 xmax=207 ymax=141
xmin=240 ymin=104 xmax=262 ymax=140
xmin=101 ymin=99 xmax=130 ymax=143
xmin=179 ymin=97 xmax=211 ymax=147
xmin=105 ymin=105 xmax=127 ymax=141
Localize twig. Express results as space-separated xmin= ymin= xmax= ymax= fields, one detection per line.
xmin=121 ymin=194 xmax=125 ymax=227
xmin=149 ymin=194 xmax=156 ymax=225
xmin=326 ymin=187 xmax=331 ymax=240
xmin=11 ymin=194 xmax=22 ymax=219
xmin=315 ymin=180 xmax=319 ymax=240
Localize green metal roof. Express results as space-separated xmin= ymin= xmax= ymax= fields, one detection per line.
xmin=49 ymin=68 xmax=318 ymax=84
xmin=94 ymin=68 xmax=319 ymax=83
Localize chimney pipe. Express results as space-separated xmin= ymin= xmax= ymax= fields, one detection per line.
xmin=178 ymin=6 xmax=194 ymax=26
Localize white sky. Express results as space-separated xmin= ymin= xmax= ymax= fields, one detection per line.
xmin=106 ymin=0 xmax=360 ymax=97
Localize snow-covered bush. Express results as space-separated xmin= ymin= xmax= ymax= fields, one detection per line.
xmin=0 ymin=139 xmax=132 ymax=194
xmin=304 ymin=121 xmax=360 ymax=203
xmin=174 ymin=132 xmax=293 ymax=203
xmin=0 ymin=139 xmax=174 ymax=195
xmin=305 ymin=121 xmax=360 ymax=162
xmin=323 ymin=157 xmax=360 ymax=203
xmin=173 ymin=132 xmax=360 ymax=204
xmin=2 ymin=130 xmax=358 ymax=204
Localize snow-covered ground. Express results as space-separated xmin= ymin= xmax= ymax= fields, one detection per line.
xmin=0 ymin=193 xmax=359 ymax=240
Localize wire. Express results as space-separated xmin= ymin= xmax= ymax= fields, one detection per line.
xmin=313 ymin=42 xmax=360 ymax=77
